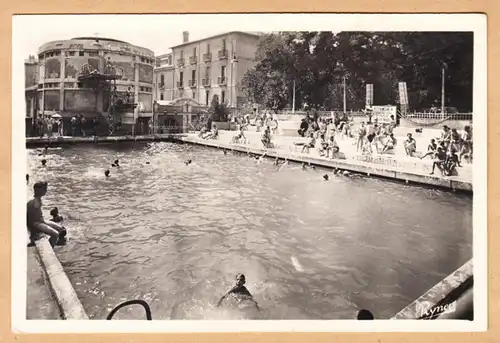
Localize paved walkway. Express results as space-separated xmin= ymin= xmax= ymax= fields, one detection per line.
xmin=26 ymin=246 xmax=60 ymax=319
xmin=212 ymin=129 xmax=472 ymax=183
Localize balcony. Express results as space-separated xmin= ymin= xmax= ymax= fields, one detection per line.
xmin=218 ymin=49 xmax=228 ymax=60
xmin=189 ymin=79 xmax=196 ymax=88
xmin=158 ymin=83 xmax=165 ymax=90
xmin=202 ymin=78 xmax=211 ymax=87
xmin=203 ymin=53 xmax=212 ymax=63
xmin=217 ymin=77 xmax=228 ymax=86
xmin=177 ymin=58 xmax=185 ymax=67
xmin=189 ymin=56 xmax=197 ymax=65
xmin=176 ymin=81 xmax=184 ymax=89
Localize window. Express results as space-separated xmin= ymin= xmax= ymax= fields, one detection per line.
xmin=221 ymin=91 xmax=225 ymax=103
xmin=193 ymin=47 xmax=197 ymax=56
xmin=180 ymin=50 xmax=184 ymax=59
xmin=160 ymin=74 xmax=164 ymax=85
xmin=68 ymin=51 xmax=75 ymax=56
xmin=179 ymin=71 xmax=184 ymax=86
xmin=221 ymin=65 xmax=226 ymax=78
xmin=88 ymin=51 xmax=98 ymax=57
xmin=207 ymin=43 xmax=211 ymax=52
xmin=192 ymin=92 xmax=195 ymax=99
xmin=206 ymin=66 xmax=210 ymax=78
xmin=160 ymin=93 xmax=164 ymax=100
xmin=79 ymin=51 xmax=84 ymax=56
xmin=191 ymin=70 xmax=196 ymax=81
xmin=77 ymin=82 xmax=83 ymax=88
xmin=168 ymin=55 xmax=172 ymax=65
xmin=222 ymin=39 xmax=226 ymax=50
xmin=205 ymin=90 xmax=209 ymax=105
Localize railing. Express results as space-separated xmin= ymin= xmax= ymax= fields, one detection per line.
xmin=176 ymin=81 xmax=184 ymax=89
xmin=217 ymin=76 xmax=227 ymax=85
xmin=189 ymin=79 xmax=196 ymax=88
xmin=405 ymin=112 xmax=473 ymax=121
xmin=218 ymin=49 xmax=228 ymax=59
xmin=177 ymin=58 xmax=185 ymax=67
xmin=203 ymin=53 xmax=212 ymax=63
xmin=189 ymin=56 xmax=197 ymax=65
xmin=202 ymin=78 xmax=211 ymax=87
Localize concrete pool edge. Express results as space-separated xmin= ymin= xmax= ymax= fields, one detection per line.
xmin=34 ymin=237 xmax=89 ymax=320
xmin=391 ymin=259 xmax=473 ymax=320
xmin=172 ymin=136 xmax=473 ymax=193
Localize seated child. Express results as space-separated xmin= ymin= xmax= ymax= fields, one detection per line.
xmin=420 ymin=139 xmax=438 ymax=159
xmin=49 ymin=207 xmax=67 ymax=244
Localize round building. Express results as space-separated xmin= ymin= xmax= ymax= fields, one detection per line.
xmin=35 ymin=37 xmax=155 ymax=135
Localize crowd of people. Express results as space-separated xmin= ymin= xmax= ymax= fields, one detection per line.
xmin=33 ymin=114 xmax=102 ymax=138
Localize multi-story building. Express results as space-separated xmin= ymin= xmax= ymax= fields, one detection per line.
xmin=30 ymin=36 xmax=155 ymax=134
xmin=153 ymin=31 xmax=260 ymax=109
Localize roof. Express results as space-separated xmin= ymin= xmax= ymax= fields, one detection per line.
xmin=170 ymin=31 xmax=260 ymax=49
xmin=71 ymin=37 xmax=128 ymax=44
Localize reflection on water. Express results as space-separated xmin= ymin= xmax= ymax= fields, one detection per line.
xmin=26 ymin=142 xmax=472 ymax=320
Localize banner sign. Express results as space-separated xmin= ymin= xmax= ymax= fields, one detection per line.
xmin=366 ymin=84 xmax=374 ymax=107
xmin=398 ymin=82 xmax=408 ymax=106
xmin=371 ymin=105 xmax=397 ymax=124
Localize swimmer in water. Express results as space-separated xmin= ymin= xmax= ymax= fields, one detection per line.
xmin=26 ymin=174 xmax=29 ymax=184
xmin=217 ymin=273 xmax=260 ymax=311
xmin=41 ymin=159 xmax=47 ymax=166
xmin=105 ymin=169 xmax=110 ymax=177
xmin=184 ymin=159 xmax=192 ymax=166
xmin=323 ymin=174 xmax=329 ymax=181
xmin=49 ymin=207 xmax=67 ymax=243
xmin=112 ymin=159 xmax=120 ymax=167
xmin=223 ymin=149 xmax=228 ymax=155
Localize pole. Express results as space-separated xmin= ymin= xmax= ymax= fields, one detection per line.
xmin=343 ymin=76 xmax=347 ymax=113
xmin=441 ymin=66 xmax=445 ymax=120
xmin=292 ymin=79 xmax=296 ymax=113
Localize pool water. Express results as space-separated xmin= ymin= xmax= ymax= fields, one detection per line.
xmin=26 ymin=142 xmax=472 ymax=320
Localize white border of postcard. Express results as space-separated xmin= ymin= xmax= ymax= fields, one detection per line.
xmin=11 ymin=13 xmax=487 ymax=333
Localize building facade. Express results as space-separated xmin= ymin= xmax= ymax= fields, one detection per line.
xmin=32 ymin=37 xmax=155 ymax=134
xmin=153 ymin=31 xmax=260 ymax=109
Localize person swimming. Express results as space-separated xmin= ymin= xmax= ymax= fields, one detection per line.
xmin=105 ymin=169 xmax=110 ymax=177
xmin=184 ymin=159 xmax=192 ymax=166
xmin=323 ymin=174 xmax=329 ymax=181
xmin=217 ymin=273 xmax=260 ymax=311
xmin=112 ymin=159 xmax=120 ymax=167
xmin=223 ymin=149 xmax=228 ymax=155
xmin=41 ymin=159 xmax=47 ymax=166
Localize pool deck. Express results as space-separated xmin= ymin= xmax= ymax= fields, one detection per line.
xmin=26 ymin=132 xmax=472 ymax=192
xmin=26 ymin=246 xmax=61 ymax=319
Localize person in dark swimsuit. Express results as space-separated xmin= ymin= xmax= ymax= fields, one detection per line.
xmin=217 ymin=273 xmax=260 ymax=310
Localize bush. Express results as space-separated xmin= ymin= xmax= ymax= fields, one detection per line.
xmin=209 ymin=94 xmax=229 ymax=122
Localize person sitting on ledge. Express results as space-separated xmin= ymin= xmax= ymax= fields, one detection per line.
xmin=326 ymin=134 xmax=340 ymax=159
xmin=203 ymin=125 xmax=219 ymax=140
xmin=198 ymin=126 xmax=208 ymax=138
xmin=357 ymin=309 xmax=374 ymax=320
xmin=429 ymin=146 xmax=447 ymax=176
xmin=420 ymin=139 xmax=438 ymax=160
xmin=301 ymin=132 xmax=316 ymax=154
xmin=404 ymin=133 xmax=417 ymax=157
xmin=27 ymin=182 xmax=65 ymax=247
xmin=381 ymin=133 xmax=397 ymax=154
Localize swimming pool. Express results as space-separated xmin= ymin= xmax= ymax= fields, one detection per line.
xmin=26 ymin=142 xmax=472 ymax=320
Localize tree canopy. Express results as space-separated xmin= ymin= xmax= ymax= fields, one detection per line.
xmin=241 ymin=31 xmax=473 ymax=112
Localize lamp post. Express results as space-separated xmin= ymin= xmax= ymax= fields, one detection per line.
xmin=153 ymin=100 xmax=159 ymax=134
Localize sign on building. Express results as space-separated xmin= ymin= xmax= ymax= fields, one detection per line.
xmin=398 ymin=82 xmax=408 ymax=106
xmin=371 ymin=105 xmax=397 ymax=124
xmin=366 ymin=84 xmax=374 ymax=108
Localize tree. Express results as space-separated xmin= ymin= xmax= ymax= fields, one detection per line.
xmin=209 ymin=94 xmax=229 ymax=122
xmin=242 ymin=31 xmax=473 ymax=112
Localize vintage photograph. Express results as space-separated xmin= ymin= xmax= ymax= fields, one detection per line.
xmin=12 ymin=14 xmax=486 ymax=332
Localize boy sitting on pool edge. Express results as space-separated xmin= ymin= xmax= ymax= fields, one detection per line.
xmin=217 ymin=273 xmax=260 ymax=311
